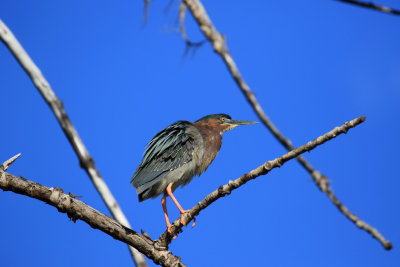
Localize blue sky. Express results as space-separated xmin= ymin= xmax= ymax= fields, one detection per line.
xmin=1 ymin=1 xmax=399 ymax=266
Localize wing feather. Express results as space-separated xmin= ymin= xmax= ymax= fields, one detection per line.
xmin=131 ymin=121 xmax=196 ymax=193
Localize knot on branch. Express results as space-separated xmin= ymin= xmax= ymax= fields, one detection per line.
xmin=312 ymin=171 xmax=330 ymax=192
xmin=342 ymin=122 xmax=350 ymax=133
xmin=212 ymin=34 xmax=226 ymax=54
xmin=49 ymin=186 xmax=63 ymax=203
xmin=79 ymin=157 xmax=95 ymax=170
xmin=218 ymin=184 xmax=232 ymax=195
xmin=228 ymin=179 xmax=240 ymax=190
xmin=263 ymin=161 xmax=272 ymax=173
xmin=217 ymin=185 xmax=225 ymax=194
xmin=48 ymin=187 xmax=78 ymax=221
xmin=276 ymin=159 xmax=283 ymax=168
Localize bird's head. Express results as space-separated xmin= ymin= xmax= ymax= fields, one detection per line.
xmin=195 ymin=114 xmax=257 ymax=134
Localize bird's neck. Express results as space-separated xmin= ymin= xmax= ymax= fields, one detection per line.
xmin=194 ymin=122 xmax=222 ymax=174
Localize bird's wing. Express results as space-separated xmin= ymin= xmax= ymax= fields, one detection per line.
xmin=131 ymin=121 xmax=197 ymax=191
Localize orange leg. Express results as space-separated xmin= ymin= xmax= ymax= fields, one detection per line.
xmin=162 ymin=194 xmax=178 ymax=238
xmin=166 ymin=182 xmax=196 ymax=227
xmin=161 ymin=195 xmax=171 ymax=232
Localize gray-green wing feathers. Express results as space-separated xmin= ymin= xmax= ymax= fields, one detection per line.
xmin=131 ymin=121 xmax=197 ymax=201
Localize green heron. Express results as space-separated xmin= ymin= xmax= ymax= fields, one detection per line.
xmin=131 ymin=114 xmax=257 ymax=232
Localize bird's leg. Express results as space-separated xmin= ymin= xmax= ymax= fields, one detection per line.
xmin=161 ymin=195 xmax=172 ymax=233
xmin=162 ymin=194 xmax=178 ymax=239
xmin=166 ymin=182 xmax=196 ymax=227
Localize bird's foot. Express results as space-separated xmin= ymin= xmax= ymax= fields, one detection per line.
xmin=179 ymin=210 xmax=190 ymax=225
xmin=180 ymin=210 xmax=196 ymax=227
xmin=166 ymin=224 xmax=178 ymax=239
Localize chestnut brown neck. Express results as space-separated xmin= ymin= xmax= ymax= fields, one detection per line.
xmin=193 ymin=119 xmax=223 ymax=174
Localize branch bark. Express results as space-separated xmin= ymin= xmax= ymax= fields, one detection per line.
xmin=176 ymin=0 xmax=391 ymax=250
xmin=0 ymin=19 xmax=147 ymax=266
xmin=156 ymin=116 xmax=391 ymax=250
xmin=337 ymin=0 xmax=400 ymax=15
xmin=0 ymin=156 xmax=185 ymax=267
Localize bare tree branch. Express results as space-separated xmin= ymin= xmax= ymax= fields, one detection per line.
xmin=0 ymin=155 xmax=185 ymax=267
xmin=156 ymin=116 xmax=391 ymax=250
xmin=337 ymin=0 xmax=400 ymax=15
xmin=0 ymin=19 xmax=147 ymax=266
xmin=173 ymin=0 xmax=391 ymax=250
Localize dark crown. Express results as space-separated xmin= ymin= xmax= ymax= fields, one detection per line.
xmin=195 ymin=114 xmax=231 ymax=122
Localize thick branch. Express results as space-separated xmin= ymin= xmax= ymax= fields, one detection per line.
xmin=0 ymin=19 xmax=147 ymax=265
xmin=337 ymin=0 xmax=400 ymax=15
xmin=0 ymin=158 xmax=185 ymax=267
xmin=157 ymin=117 xmax=391 ymax=250
xmin=177 ymin=0 xmax=391 ymax=250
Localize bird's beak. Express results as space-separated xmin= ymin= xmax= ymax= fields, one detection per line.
xmin=228 ymin=119 xmax=258 ymax=126
xmin=221 ymin=119 xmax=258 ymax=132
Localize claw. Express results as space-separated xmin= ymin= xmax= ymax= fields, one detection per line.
xmin=166 ymin=225 xmax=177 ymax=239
xmin=180 ymin=210 xmax=197 ymax=228
xmin=180 ymin=216 xmax=186 ymax=225
xmin=180 ymin=209 xmax=191 ymax=226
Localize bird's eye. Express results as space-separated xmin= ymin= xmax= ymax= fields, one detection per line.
xmin=220 ymin=117 xmax=225 ymax=122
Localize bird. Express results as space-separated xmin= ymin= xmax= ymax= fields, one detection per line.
xmin=131 ymin=114 xmax=257 ymax=233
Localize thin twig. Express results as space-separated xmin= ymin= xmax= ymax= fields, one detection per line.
xmin=157 ymin=117 xmax=391 ymax=250
xmin=179 ymin=2 xmax=188 ymax=41
xmin=336 ymin=0 xmax=400 ymax=15
xmin=177 ymin=0 xmax=391 ymax=250
xmin=178 ymin=2 xmax=206 ymax=60
xmin=144 ymin=0 xmax=150 ymax=23
xmin=0 ymin=156 xmax=185 ymax=267
xmin=0 ymin=153 xmax=21 ymax=172
xmin=0 ymin=19 xmax=148 ymax=266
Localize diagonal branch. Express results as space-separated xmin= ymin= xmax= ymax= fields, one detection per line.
xmin=336 ymin=0 xmax=400 ymax=15
xmin=0 ymin=155 xmax=185 ymax=267
xmin=156 ymin=116 xmax=391 ymax=250
xmin=0 ymin=19 xmax=147 ymax=266
xmin=175 ymin=0 xmax=391 ymax=250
